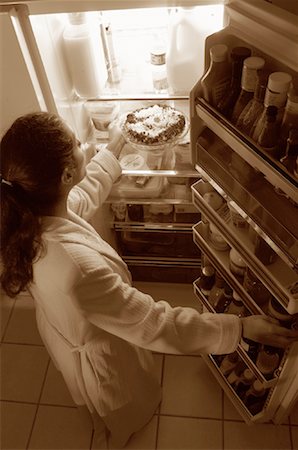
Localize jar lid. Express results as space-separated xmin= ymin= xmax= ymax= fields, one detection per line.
xmin=243 ymin=56 xmax=265 ymax=70
xmin=230 ymin=248 xmax=246 ymax=267
xmin=202 ymin=266 xmax=215 ymax=277
xmin=243 ymin=369 xmax=255 ymax=381
xmin=232 ymin=290 xmax=243 ymax=302
xmin=268 ymin=72 xmax=292 ymax=93
xmin=210 ymin=44 xmax=228 ymax=62
xmin=230 ymin=46 xmax=252 ymax=61
xmin=252 ymin=380 xmax=265 ymax=393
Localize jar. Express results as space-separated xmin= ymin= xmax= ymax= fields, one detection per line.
xmin=268 ymin=297 xmax=295 ymax=329
xmin=229 ymin=248 xmax=247 ymax=281
xmin=111 ymin=203 xmax=126 ymax=221
xmin=225 ymin=290 xmax=247 ymax=317
xmin=149 ymin=204 xmax=174 ymax=223
xmin=243 ymin=267 xmax=272 ymax=308
xmin=209 ymin=223 xmax=230 ymax=251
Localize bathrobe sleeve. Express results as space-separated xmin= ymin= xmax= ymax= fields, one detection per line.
xmin=69 ymin=245 xmax=242 ymax=356
xmin=67 ymin=148 xmax=121 ymax=221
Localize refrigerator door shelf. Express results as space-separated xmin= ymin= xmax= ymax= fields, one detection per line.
xmin=202 ymin=354 xmax=272 ymax=424
xmin=193 ymin=278 xmax=280 ymax=389
xmin=195 ymin=99 xmax=298 ymax=204
xmin=191 ymin=182 xmax=298 ymax=314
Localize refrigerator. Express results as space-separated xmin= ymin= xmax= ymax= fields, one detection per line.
xmin=1 ymin=0 xmax=297 ymax=426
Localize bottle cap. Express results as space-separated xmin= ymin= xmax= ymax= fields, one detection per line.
xmin=230 ymin=47 xmax=252 ymax=61
xmin=68 ymin=12 xmax=87 ymax=25
xmin=202 ymin=266 xmax=215 ymax=277
xmin=230 ymin=248 xmax=247 ymax=268
xmin=243 ymin=368 xmax=255 ymax=381
xmin=232 ymin=290 xmax=243 ymax=302
xmin=210 ymin=44 xmax=228 ymax=62
xmin=252 ymin=380 xmax=265 ymax=393
xmin=243 ymin=56 xmax=265 ymax=70
xmin=267 ymin=72 xmax=292 ymax=93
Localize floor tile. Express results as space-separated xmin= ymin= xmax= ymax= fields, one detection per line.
xmin=133 ymin=282 xmax=201 ymax=310
xmin=160 ymin=355 xmax=222 ymax=418
xmin=153 ymin=353 xmax=164 ymax=385
xmin=0 ymin=401 xmax=37 ymax=450
xmin=157 ymin=416 xmax=222 ymax=449
xmin=123 ymin=415 xmax=158 ymax=450
xmin=223 ymin=392 xmax=244 ymax=421
xmin=3 ymin=295 xmax=43 ymax=345
xmin=292 ymin=425 xmax=298 ymax=450
xmin=28 ymin=405 xmax=93 ymax=449
xmin=40 ymin=361 xmax=75 ymax=407
xmin=0 ymin=343 xmax=49 ymax=402
xmin=0 ymin=293 xmax=15 ymax=341
xmin=224 ymin=421 xmax=292 ymax=449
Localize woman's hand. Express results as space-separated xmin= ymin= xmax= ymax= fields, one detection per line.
xmin=241 ymin=315 xmax=298 ymax=348
xmin=107 ymin=123 xmax=126 ymax=158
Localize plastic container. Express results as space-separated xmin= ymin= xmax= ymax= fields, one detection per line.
xmin=63 ymin=13 xmax=108 ymax=98
xmin=85 ymin=101 xmax=120 ymax=141
xmin=228 ymin=201 xmax=248 ymax=229
xmin=166 ymin=7 xmax=208 ymax=95
xmin=209 ymin=223 xmax=230 ymax=251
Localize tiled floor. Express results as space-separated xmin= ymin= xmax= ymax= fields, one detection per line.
xmin=1 ymin=282 xmax=298 ymax=450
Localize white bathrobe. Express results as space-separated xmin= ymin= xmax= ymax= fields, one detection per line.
xmin=30 ymin=147 xmax=242 ymax=448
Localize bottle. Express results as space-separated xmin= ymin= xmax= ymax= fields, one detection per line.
xmin=216 ymin=46 xmax=252 ymax=119
xmin=229 ymin=248 xmax=247 ymax=282
xmin=224 ymin=290 xmax=247 ymax=317
xmin=63 ymin=13 xmax=108 ymax=98
xmin=257 ymin=105 xmax=279 ymax=158
xmin=197 ymin=265 xmax=216 ymax=297
xmin=150 ymin=36 xmax=168 ymax=94
xmin=243 ymin=338 xmax=260 ymax=364
xmin=278 ymin=84 xmax=298 ymax=155
xmin=214 ymin=284 xmax=233 ymax=313
xmin=219 ymin=352 xmax=239 ymax=376
xmin=254 ymin=235 xmax=277 ymax=265
xmin=252 ymin=72 xmax=292 ymax=142
xmin=256 ymin=345 xmax=281 ymax=379
xmin=208 ymin=273 xmax=227 ymax=309
xmin=230 ymin=56 xmax=265 ymax=124
xmin=235 ymin=368 xmax=256 ymax=399
xmin=244 ymin=380 xmax=269 ymax=415
xmin=200 ymin=44 xmax=231 ymax=107
xmin=243 ymin=267 xmax=272 ymax=309
xmin=280 ymin=128 xmax=298 ymax=175
xmin=236 ymin=71 xmax=269 ymax=135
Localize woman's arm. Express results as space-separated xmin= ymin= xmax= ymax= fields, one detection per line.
xmin=67 ymin=134 xmax=125 ymax=220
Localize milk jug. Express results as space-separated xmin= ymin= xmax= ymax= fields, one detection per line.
xmin=63 ymin=12 xmax=108 ymax=98
xmin=166 ymin=7 xmax=209 ymax=95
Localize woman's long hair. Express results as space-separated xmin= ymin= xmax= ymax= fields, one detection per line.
xmin=1 ymin=112 xmax=76 ymax=297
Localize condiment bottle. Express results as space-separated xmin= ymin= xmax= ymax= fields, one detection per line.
xmin=229 ymin=247 xmax=247 ymax=282
xmin=235 ymin=368 xmax=256 ymax=399
xmin=208 ymin=273 xmax=227 ymax=309
xmin=230 ymin=56 xmax=265 ymax=124
xmin=197 ymin=265 xmax=215 ymax=297
xmin=225 ymin=290 xmax=247 ymax=317
xmin=280 ymin=128 xmax=298 ymax=175
xmin=200 ymin=44 xmax=231 ymax=107
xmin=243 ymin=267 xmax=272 ymax=309
xmin=216 ymin=46 xmax=252 ymax=119
xmin=244 ymin=380 xmax=269 ymax=415
xmin=150 ymin=37 xmax=168 ymax=94
xmin=278 ymin=84 xmax=298 ymax=156
xmin=236 ymin=71 xmax=269 ymax=135
xmin=252 ymin=72 xmax=292 ymax=142
xmin=214 ymin=284 xmax=233 ymax=313
xmin=257 ymin=105 xmax=279 ymax=158
xmin=219 ymin=352 xmax=239 ymax=376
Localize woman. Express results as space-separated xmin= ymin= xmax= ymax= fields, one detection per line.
xmin=1 ymin=112 xmax=297 ymax=448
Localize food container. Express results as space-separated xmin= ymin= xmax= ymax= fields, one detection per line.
xmin=209 ymin=223 xmax=230 ymax=251
xmin=228 ymin=201 xmax=248 ymax=229
xmin=85 ymin=101 xmax=120 ymax=140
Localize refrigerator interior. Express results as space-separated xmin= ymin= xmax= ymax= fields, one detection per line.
xmin=1 ymin=0 xmax=298 ymax=426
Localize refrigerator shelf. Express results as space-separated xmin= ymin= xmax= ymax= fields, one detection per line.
xmin=194 ymin=129 xmax=298 ymax=270
xmin=202 ymin=354 xmax=270 ymax=424
xmin=193 ymin=279 xmax=279 ymax=389
xmin=195 ymin=99 xmax=297 ymax=202
xmin=192 ymin=181 xmax=298 ymax=314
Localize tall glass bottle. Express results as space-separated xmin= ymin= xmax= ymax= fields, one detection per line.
xmin=257 ymin=105 xmax=279 ymax=158
xmin=230 ymin=56 xmax=265 ymax=124
xmin=200 ymin=44 xmax=231 ymax=107
xmin=251 ymin=72 xmax=292 ymax=142
xmin=216 ymin=46 xmax=252 ymax=119
xmin=280 ymin=128 xmax=298 ymax=174
xmin=278 ymin=85 xmax=298 ymax=156
xmin=236 ymin=71 xmax=269 ymax=135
